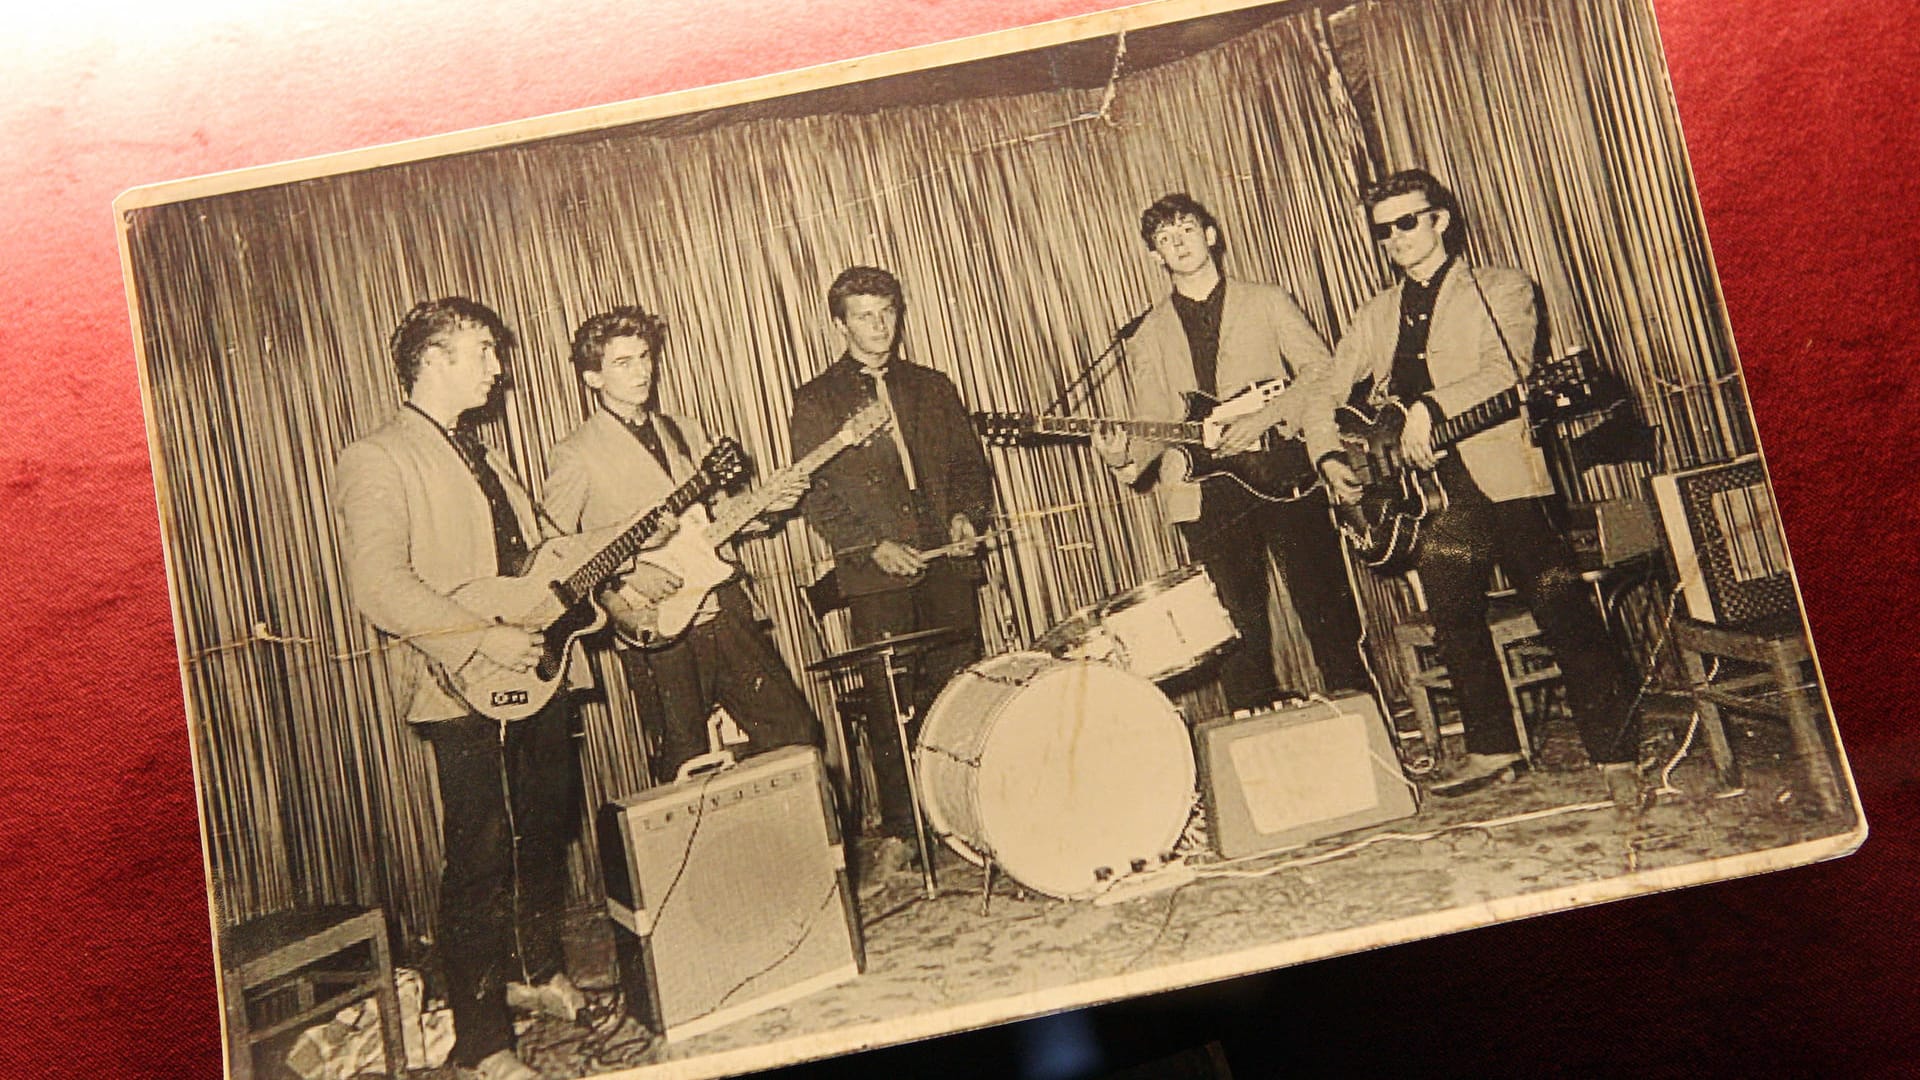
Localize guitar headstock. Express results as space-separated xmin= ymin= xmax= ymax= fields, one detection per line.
xmin=701 ymin=437 xmax=749 ymax=490
xmin=973 ymin=411 xmax=1037 ymax=447
xmin=840 ymin=400 xmax=893 ymax=447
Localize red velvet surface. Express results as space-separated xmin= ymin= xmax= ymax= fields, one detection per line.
xmin=2 ymin=1 xmax=1914 ymax=1076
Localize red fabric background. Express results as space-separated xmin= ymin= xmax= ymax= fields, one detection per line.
xmin=2 ymin=1 xmax=1913 ymax=1075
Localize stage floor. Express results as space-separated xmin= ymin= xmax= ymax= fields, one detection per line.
xmin=420 ymin=706 xmax=1854 ymax=1079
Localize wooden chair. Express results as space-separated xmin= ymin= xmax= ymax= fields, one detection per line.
xmin=1671 ymin=616 xmax=1843 ymax=814
xmin=218 ymin=905 xmax=403 ymax=1080
xmin=1393 ymin=596 xmax=1558 ymax=765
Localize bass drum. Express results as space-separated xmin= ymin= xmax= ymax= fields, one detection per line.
xmin=915 ymin=653 xmax=1196 ymax=899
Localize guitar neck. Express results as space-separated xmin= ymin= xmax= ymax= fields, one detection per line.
xmin=559 ymin=466 xmax=721 ymax=601
xmin=1432 ymin=385 xmax=1525 ymax=450
xmin=703 ymin=433 xmax=847 ymax=544
xmin=1025 ymin=415 xmax=1206 ymax=445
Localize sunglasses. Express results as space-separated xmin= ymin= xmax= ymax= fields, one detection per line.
xmin=1369 ymin=208 xmax=1440 ymax=241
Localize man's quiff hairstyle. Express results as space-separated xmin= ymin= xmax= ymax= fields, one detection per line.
xmin=1362 ymin=168 xmax=1468 ymax=256
xmin=1139 ymin=193 xmax=1228 ymax=263
xmin=569 ymin=306 xmax=669 ymax=375
xmin=389 ymin=297 xmax=515 ymax=393
xmin=826 ymin=266 xmax=905 ymax=321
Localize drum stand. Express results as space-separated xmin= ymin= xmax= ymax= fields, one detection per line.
xmin=876 ymin=641 xmax=941 ymax=900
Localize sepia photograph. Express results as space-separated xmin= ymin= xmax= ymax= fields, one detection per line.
xmin=113 ymin=0 xmax=1864 ymax=1076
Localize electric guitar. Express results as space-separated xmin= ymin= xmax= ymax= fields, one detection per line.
xmin=607 ymin=402 xmax=891 ymax=648
xmin=973 ymin=378 xmax=1319 ymax=501
xmin=1333 ymin=352 xmax=1605 ymax=575
xmin=437 ymin=439 xmax=747 ymax=720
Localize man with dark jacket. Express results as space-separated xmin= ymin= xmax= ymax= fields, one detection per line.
xmin=789 ymin=266 xmax=994 ymax=884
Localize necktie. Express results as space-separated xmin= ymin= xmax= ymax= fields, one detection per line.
xmin=862 ymin=364 xmax=919 ymax=492
xmin=451 ymin=429 xmax=531 ymax=574
xmin=630 ymin=417 xmax=673 ymax=476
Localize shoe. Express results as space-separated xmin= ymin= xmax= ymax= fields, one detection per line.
xmin=506 ymin=971 xmax=586 ymax=1024
xmin=1601 ymin=762 xmax=1655 ymax=817
xmin=857 ymin=836 xmax=918 ymax=899
xmin=468 ymin=1048 xmax=541 ymax=1080
xmin=1430 ymin=755 xmax=1531 ymax=798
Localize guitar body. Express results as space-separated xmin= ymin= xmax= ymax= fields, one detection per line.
xmin=1163 ymin=389 xmax=1319 ymax=501
xmin=607 ymin=505 xmax=741 ymax=648
xmin=443 ymin=533 xmax=613 ymax=721
xmin=1333 ymin=399 xmax=1451 ymax=575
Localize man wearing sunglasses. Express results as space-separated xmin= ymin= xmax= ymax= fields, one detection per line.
xmin=1302 ymin=170 xmax=1644 ymax=810
xmin=1092 ymin=193 xmax=1369 ymax=715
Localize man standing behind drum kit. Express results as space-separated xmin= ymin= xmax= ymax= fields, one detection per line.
xmin=1093 ymin=194 xmax=1370 ymax=715
xmin=789 ymin=265 xmax=995 ymax=891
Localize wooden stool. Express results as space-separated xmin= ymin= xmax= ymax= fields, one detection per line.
xmin=1671 ymin=617 xmax=1842 ymax=814
xmin=1393 ymin=598 xmax=1559 ymax=764
xmin=219 ymin=906 xmax=403 ymax=1080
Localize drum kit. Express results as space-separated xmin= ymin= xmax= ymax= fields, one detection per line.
xmin=808 ymin=564 xmax=1238 ymax=903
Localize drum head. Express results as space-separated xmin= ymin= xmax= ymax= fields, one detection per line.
xmin=922 ymin=657 xmax=1194 ymax=899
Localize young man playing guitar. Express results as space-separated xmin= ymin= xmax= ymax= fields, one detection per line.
xmin=788 ymin=266 xmax=994 ymax=889
xmin=542 ymin=306 xmax=820 ymax=788
xmin=1093 ymin=194 xmax=1368 ymax=715
xmin=334 ymin=298 xmax=587 ymax=1080
xmin=1304 ymin=170 xmax=1644 ymax=807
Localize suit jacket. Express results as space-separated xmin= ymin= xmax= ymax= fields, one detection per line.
xmin=541 ymin=406 xmax=745 ymax=627
xmin=1120 ymin=277 xmax=1333 ymax=522
xmin=541 ymin=407 xmax=716 ymax=534
xmin=789 ymin=355 xmax=993 ymax=599
xmin=334 ymin=406 xmax=589 ymax=724
xmin=1302 ymin=261 xmax=1553 ymax=503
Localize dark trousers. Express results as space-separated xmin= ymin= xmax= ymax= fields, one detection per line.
xmin=421 ymin=697 xmax=578 ymax=1067
xmin=1179 ymin=481 xmax=1370 ymax=713
xmin=619 ymin=582 xmax=821 ymax=786
xmin=848 ymin=565 xmax=982 ymax=838
xmin=1417 ymin=457 xmax=1636 ymax=763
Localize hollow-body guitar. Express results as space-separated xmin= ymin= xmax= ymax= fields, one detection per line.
xmin=1334 ymin=352 xmax=1603 ymax=575
xmin=439 ymin=440 xmax=746 ymax=720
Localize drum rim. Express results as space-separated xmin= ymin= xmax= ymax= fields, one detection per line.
xmin=1096 ymin=562 xmax=1211 ymax=616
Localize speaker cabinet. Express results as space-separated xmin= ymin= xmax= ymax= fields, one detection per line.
xmin=1194 ymin=693 xmax=1418 ymax=858
xmin=597 ymin=746 xmax=861 ymax=1041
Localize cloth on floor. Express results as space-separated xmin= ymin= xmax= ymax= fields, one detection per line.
xmin=284 ymin=967 xmax=454 ymax=1079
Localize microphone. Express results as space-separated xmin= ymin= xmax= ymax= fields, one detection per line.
xmin=1114 ymin=307 xmax=1150 ymax=342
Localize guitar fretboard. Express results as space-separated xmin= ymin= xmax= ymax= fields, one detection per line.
xmin=1433 ymin=386 xmax=1525 ymax=450
xmin=559 ymin=465 xmax=723 ymax=602
xmin=1024 ymin=416 xmax=1205 ymax=445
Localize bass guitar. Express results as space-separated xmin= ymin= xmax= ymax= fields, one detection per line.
xmin=973 ymin=378 xmax=1319 ymax=501
xmin=438 ymin=439 xmax=747 ymax=720
xmin=608 ymin=402 xmax=891 ymax=647
xmin=1333 ymin=352 xmax=1605 ymax=575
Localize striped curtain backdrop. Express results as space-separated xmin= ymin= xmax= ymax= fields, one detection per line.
xmin=126 ymin=0 xmax=1745 ymax=944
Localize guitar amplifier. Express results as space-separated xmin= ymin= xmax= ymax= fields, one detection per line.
xmin=1194 ymin=693 xmax=1417 ymax=858
xmin=597 ymin=746 xmax=862 ymax=1042
xmin=1649 ymin=454 xmax=1797 ymax=626
xmin=1564 ymin=495 xmax=1662 ymax=570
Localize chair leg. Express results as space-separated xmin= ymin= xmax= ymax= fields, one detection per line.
xmin=221 ymin=968 xmax=255 ymax=1080
xmin=1680 ymin=644 xmax=1741 ymax=791
xmin=369 ymin=921 xmax=406 ymax=1078
xmin=1773 ymin=647 xmax=1842 ymax=815
xmin=1396 ymin=638 xmax=1442 ymax=763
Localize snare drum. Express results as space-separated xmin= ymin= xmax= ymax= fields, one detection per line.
xmin=1035 ymin=565 xmax=1238 ymax=682
xmin=914 ymin=653 xmax=1195 ymax=899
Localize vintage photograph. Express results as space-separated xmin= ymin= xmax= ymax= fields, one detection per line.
xmin=115 ymin=0 xmax=1863 ymax=1076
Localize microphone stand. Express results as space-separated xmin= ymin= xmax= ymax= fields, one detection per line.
xmin=1037 ymin=305 xmax=1152 ymax=418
